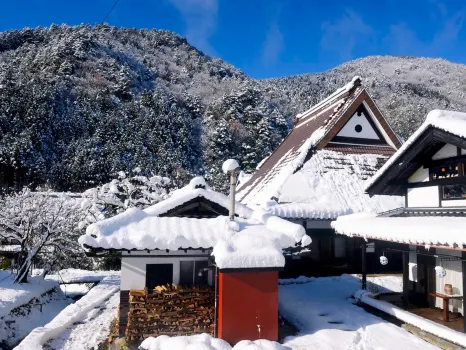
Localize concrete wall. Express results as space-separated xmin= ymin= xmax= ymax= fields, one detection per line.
xmin=121 ymin=253 xmax=210 ymax=290
xmin=407 ymin=187 xmax=438 ymax=207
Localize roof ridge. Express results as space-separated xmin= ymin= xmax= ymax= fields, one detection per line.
xmin=296 ymin=76 xmax=362 ymax=123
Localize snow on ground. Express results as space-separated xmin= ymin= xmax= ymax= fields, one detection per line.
xmin=15 ymin=275 xmax=120 ymax=350
xmin=357 ymin=290 xmax=466 ymax=348
xmin=0 ymin=270 xmax=58 ymax=318
xmin=43 ymin=269 xmax=120 ymax=284
xmin=279 ymin=275 xmax=438 ymax=349
xmin=44 ymin=291 xmax=119 ymax=350
xmin=0 ymin=288 xmax=71 ymax=348
xmin=140 ymin=333 xmax=286 ymax=350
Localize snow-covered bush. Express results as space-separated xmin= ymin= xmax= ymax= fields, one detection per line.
xmin=0 ymin=189 xmax=88 ymax=283
xmin=79 ymin=171 xmax=171 ymax=270
xmin=80 ymin=171 xmax=171 ymax=226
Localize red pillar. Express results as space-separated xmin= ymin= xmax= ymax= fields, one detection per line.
xmin=217 ymin=270 xmax=278 ymax=345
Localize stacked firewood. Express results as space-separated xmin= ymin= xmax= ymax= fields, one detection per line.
xmin=125 ymin=285 xmax=215 ymax=340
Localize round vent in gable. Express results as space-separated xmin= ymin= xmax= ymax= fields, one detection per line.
xmin=355 ymin=124 xmax=362 ymax=133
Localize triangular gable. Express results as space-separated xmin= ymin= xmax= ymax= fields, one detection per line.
xmin=160 ymin=196 xmax=229 ymax=218
xmin=317 ymin=90 xmax=401 ymax=150
xmin=238 ymin=78 xmax=401 ymax=207
xmin=366 ymin=110 xmax=466 ymax=197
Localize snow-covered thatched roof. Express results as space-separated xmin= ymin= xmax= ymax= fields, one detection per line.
xmin=78 ymin=177 xmax=311 ymax=269
xmin=237 ymin=77 xmax=403 ymax=219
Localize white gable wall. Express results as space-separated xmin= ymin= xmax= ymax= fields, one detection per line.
xmin=336 ymin=110 xmax=380 ymax=139
xmin=432 ymin=144 xmax=458 ymax=160
xmin=408 ymin=167 xmax=429 ymax=183
xmin=407 ymin=187 xmax=438 ymax=207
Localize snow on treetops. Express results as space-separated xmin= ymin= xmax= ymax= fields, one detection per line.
xmin=366 ymin=109 xmax=466 ymax=191
xmin=78 ymin=178 xmax=310 ymax=269
xmin=222 ymin=159 xmax=240 ymax=173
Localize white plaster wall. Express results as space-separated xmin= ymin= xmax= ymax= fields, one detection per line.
xmin=442 ymin=199 xmax=466 ymax=207
xmin=407 ymin=187 xmax=439 ymax=207
xmin=435 ymin=249 xmax=463 ymax=315
xmin=336 ymin=111 xmax=380 ymax=139
xmin=408 ymin=167 xmax=429 ymax=183
xmin=121 ymin=256 xmax=209 ymax=290
xmin=432 ymin=144 xmax=458 ymax=160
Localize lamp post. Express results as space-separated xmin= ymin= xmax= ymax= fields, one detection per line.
xmin=222 ymin=159 xmax=240 ymax=221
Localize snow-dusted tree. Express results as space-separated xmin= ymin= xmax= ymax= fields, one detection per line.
xmin=0 ymin=189 xmax=86 ymax=283
xmin=80 ymin=170 xmax=171 ymax=226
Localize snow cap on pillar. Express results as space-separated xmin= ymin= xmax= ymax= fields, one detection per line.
xmin=222 ymin=159 xmax=240 ymax=174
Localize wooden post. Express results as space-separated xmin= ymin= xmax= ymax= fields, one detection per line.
xmin=403 ymin=251 xmax=409 ymax=308
xmin=361 ymin=244 xmax=367 ymax=290
xmin=462 ymin=260 xmax=466 ymax=333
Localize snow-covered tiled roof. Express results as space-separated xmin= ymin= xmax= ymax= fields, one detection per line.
xmin=237 ymin=78 xmax=402 ymax=218
xmin=79 ymin=211 xmax=310 ymax=269
xmin=366 ymin=109 xmax=466 ymax=193
xmin=79 ymin=176 xmax=311 ymax=269
xmin=332 ymin=212 xmax=466 ymax=249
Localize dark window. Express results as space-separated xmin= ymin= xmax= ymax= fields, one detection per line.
xmin=355 ymin=124 xmax=362 ymax=133
xmin=179 ymin=260 xmax=209 ymax=285
xmin=179 ymin=261 xmax=194 ymax=285
xmin=194 ymin=260 xmax=209 ymax=285
xmin=431 ymin=164 xmax=460 ymax=179
xmin=442 ymin=184 xmax=466 ymax=200
xmin=146 ymin=264 xmax=173 ymax=290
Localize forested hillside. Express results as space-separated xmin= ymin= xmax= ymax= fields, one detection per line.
xmin=0 ymin=24 xmax=465 ymax=191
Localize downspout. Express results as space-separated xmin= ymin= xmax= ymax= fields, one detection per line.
xmin=214 ymin=265 xmax=219 ymax=337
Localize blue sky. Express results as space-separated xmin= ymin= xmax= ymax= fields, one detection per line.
xmin=0 ymin=0 xmax=465 ymax=78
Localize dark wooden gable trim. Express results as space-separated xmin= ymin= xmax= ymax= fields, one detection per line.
xmin=317 ymin=89 xmax=401 ymax=150
xmin=160 ymin=196 xmax=229 ymax=218
xmin=367 ymin=127 xmax=466 ymax=197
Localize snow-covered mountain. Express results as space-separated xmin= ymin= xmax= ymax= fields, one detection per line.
xmin=0 ymin=25 xmax=465 ymax=191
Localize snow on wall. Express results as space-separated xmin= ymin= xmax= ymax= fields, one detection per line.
xmin=407 ymin=187 xmax=438 ymax=207
xmin=0 ymin=273 xmax=58 ymax=319
xmin=121 ymin=256 xmax=210 ymax=290
xmin=14 ymin=276 xmax=119 ymax=350
xmin=357 ymin=290 xmax=466 ymax=348
xmin=332 ymin=213 xmax=466 ymax=247
xmin=366 ymin=109 xmax=466 ymax=191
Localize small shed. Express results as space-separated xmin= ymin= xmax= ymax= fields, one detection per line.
xmin=79 ymin=176 xmax=310 ymax=344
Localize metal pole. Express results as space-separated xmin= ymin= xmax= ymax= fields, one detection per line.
xmin=361 ymin=244 xmax=367 ymax=290
xmin=229 ymin=170 xmax=236 ymax=221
